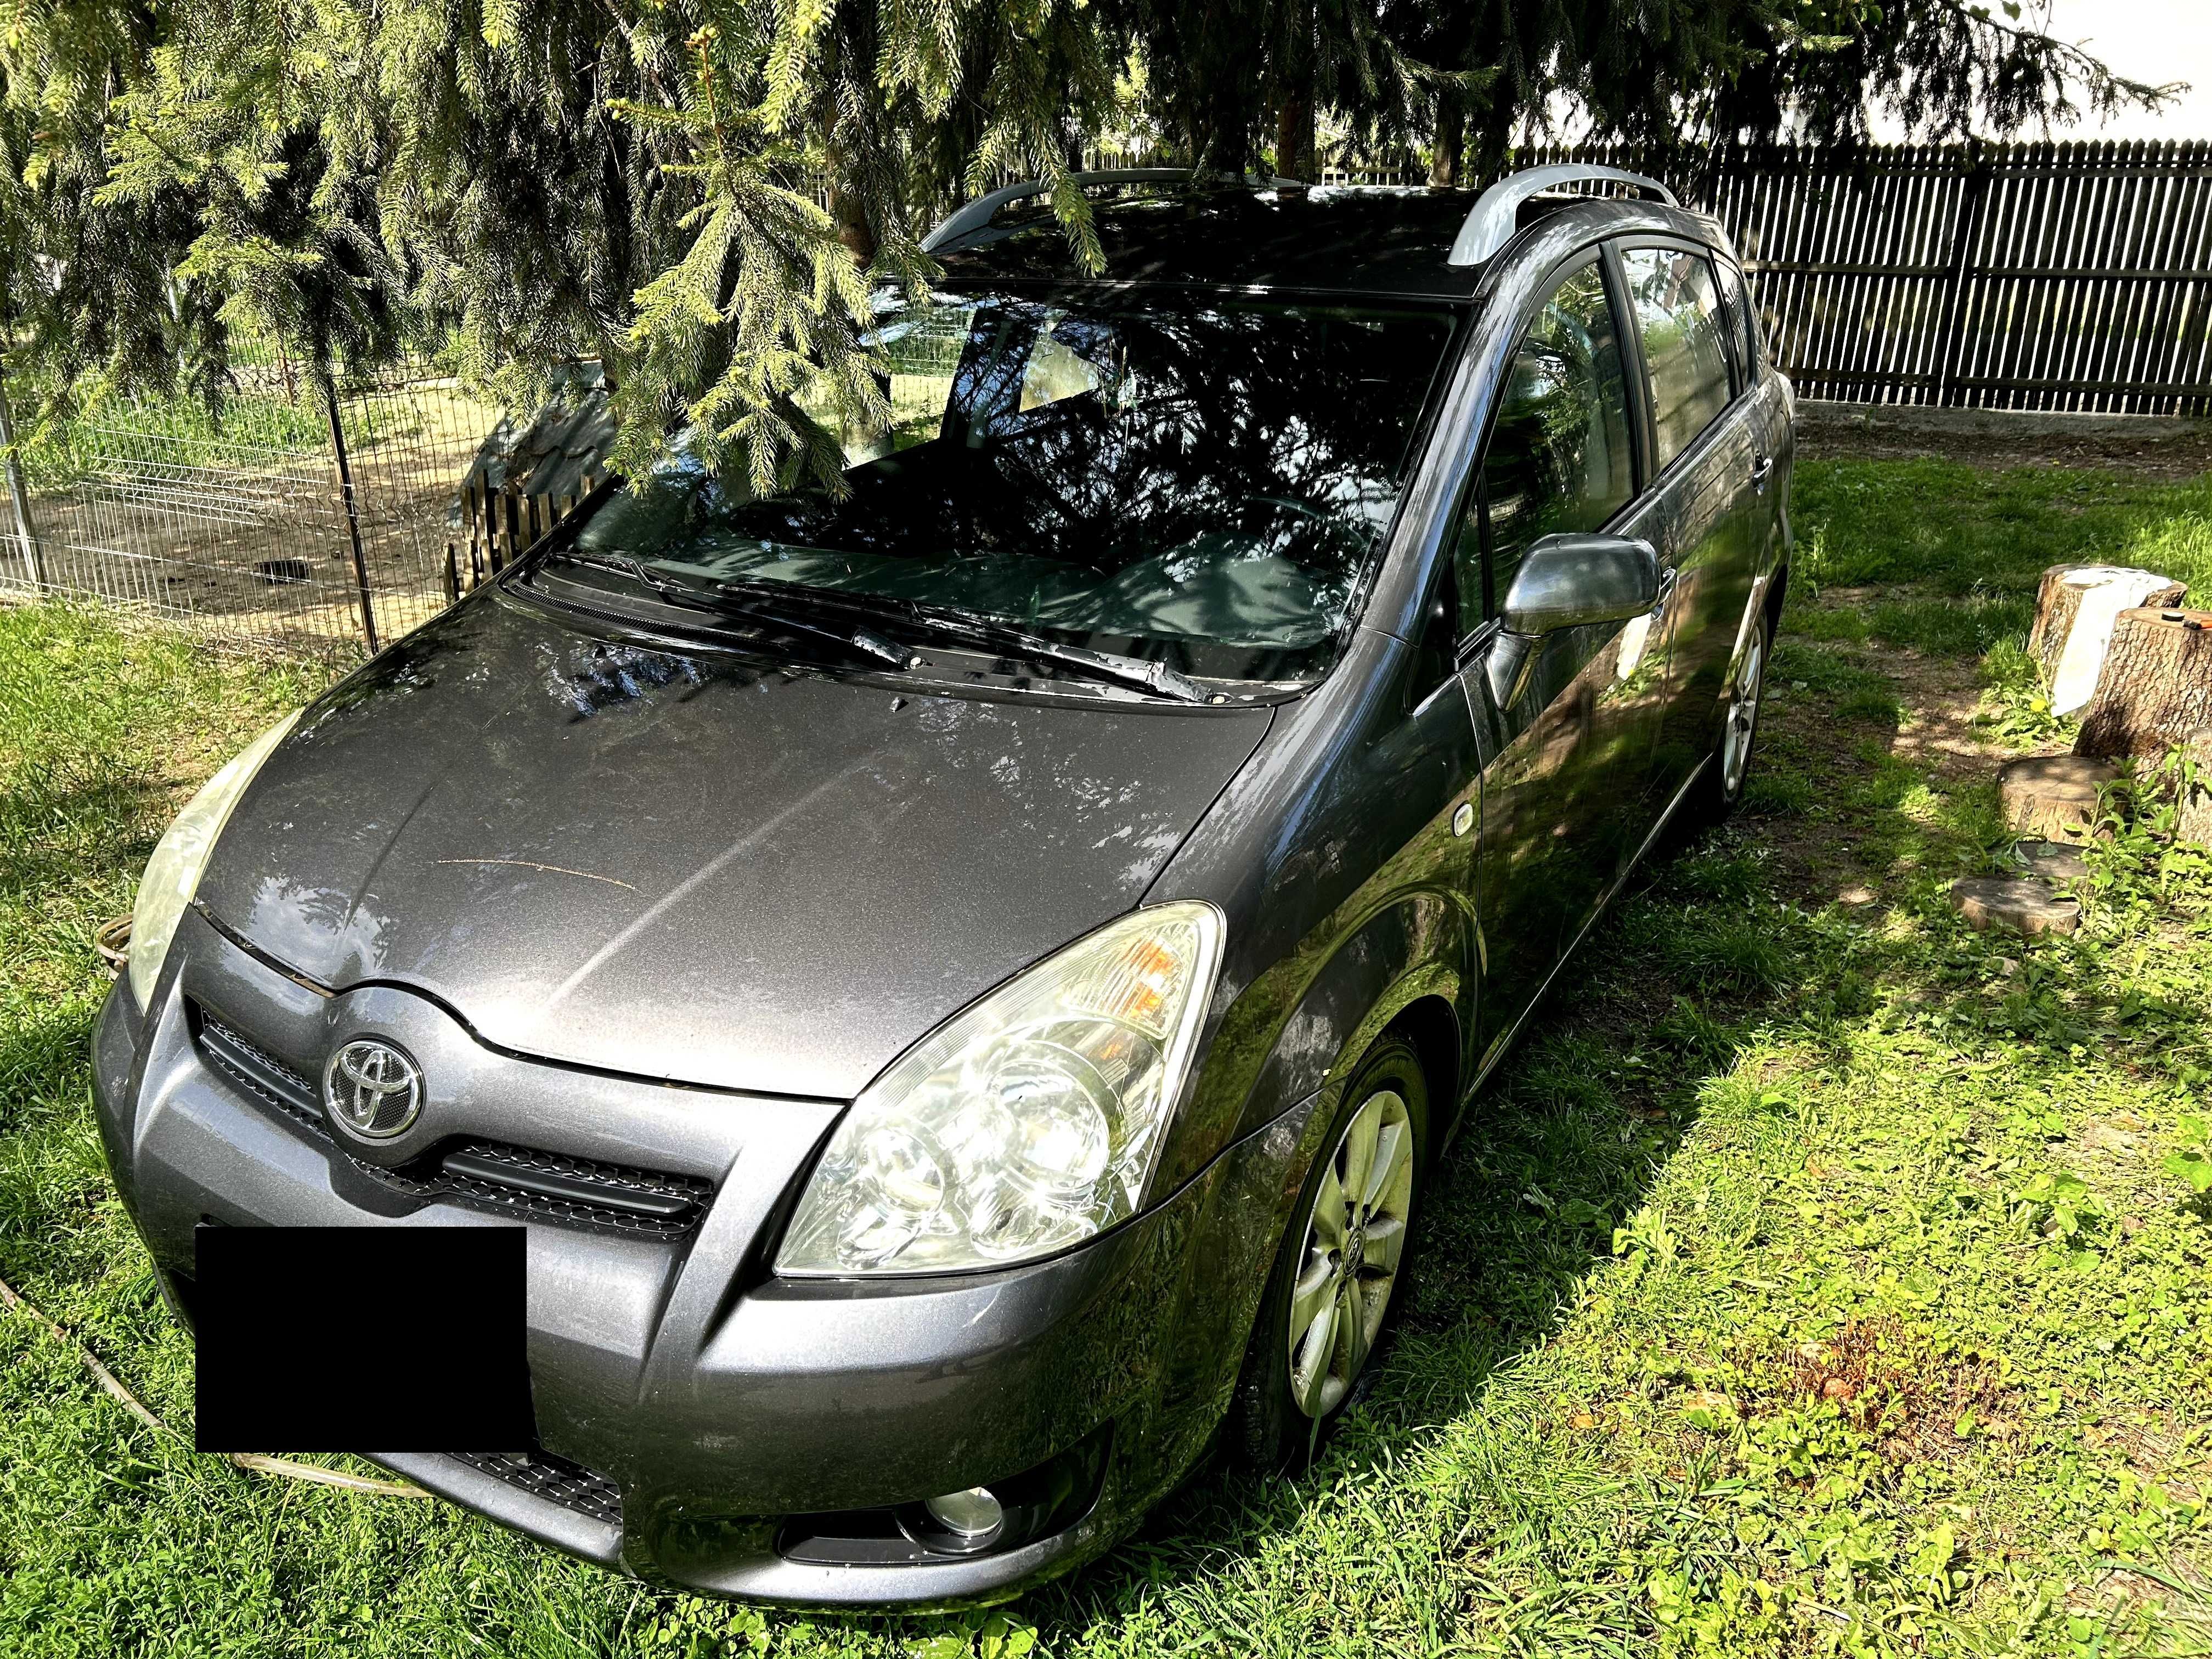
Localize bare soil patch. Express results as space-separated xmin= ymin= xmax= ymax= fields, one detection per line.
xmin=1800 ymin=407 xmax=2212 ymax=480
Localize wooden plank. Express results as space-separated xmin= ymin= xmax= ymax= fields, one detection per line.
xmin=1893 ymin=147 xmax=1953 ymax=405
xmin=2150 ymin=146 xmax=2212 ymax=414
xmin=2050 ymin=139 xmax=2109 ymax=409
xmin=2096 ymin=139 xmax=2157 ymax=413
xmin=2008 ymin=140 xmax=2074 ymax=410
xmin=2070 ymin=140 xmax=2131 ymax=411
xmin=1879 ymin=150 xmax=1937 ymax=403
xmin=1808 ymin=156 xmax=1876 ymax=399
xmin=1851 ymin=150 xmax=1903 ymax=402
xmin=2125 ymin=142 xmax=2191 ymax=413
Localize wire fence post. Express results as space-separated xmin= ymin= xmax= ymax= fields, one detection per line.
xmin=0 ymin=360 xmax=50 ymax=591
xmin=321 ymin=371 xmax=381 ymax=654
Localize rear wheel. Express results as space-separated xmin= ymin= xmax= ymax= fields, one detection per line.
xmin=1677 ymin=612 xmax=1774 ymax=834
xmin=1230 ymin=1034 xmax=1429 ymax=1471
xmin=1718 ymin=625 xmax=1769 ymax=806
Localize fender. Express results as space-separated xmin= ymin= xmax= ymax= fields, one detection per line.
xmin=1150 ymin=888 xmax=1469 ymax=1203
xmin=1139 ymin=893 xmax=1468 ymax=1480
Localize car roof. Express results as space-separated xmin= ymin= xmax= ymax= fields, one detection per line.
xmin=928 ymin=183 xmax=1728 ymax=303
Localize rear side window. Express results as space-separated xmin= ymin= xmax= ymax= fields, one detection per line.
xmin=1620 ymin=246 xmax=1733 ymax=471
xmin=1715 ymin=259 xmax=1760 ymax=385
xmin=1455 ymin=256 xmax=1635 ymax=624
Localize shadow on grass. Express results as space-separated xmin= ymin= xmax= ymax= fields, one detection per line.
xmin=996 ymin=658 xmax=2198 ymax=1638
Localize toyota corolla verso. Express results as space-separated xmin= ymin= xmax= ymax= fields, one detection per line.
xmin=93 ymin=165 xmax=1793 ymax=1607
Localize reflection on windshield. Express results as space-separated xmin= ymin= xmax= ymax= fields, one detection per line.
xmin=574 ymin=291 xmax=1454 ymax=680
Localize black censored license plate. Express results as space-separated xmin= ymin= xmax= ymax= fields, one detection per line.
xmin=192 ymin=1224 xmax=534 ymax=1453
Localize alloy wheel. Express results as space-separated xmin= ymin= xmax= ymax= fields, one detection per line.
xmin=1286 ymin=1088 xmax=1415 ymax=1419
xmin=1721 ymin=633 xmax=1767 ymax=799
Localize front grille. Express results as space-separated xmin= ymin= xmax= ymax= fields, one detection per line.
xmin=450 ymin=1449 xmax=623 ymax=1526
xmin=198 ymin=1014 xmax=323 ymax=1129
xmin=439 ymin=1142 xmax=712 ymax=1233
xmin=191 ymin=1006 xmax=714 ymax=1237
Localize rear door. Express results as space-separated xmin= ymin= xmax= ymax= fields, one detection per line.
xmin=1716 ymin=254 xmax=1794 ymax=591
xmin=1614 ymin=242 xmax=1765 ymax=805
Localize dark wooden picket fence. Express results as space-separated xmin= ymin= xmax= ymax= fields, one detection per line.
xmin=1332 ymin=140 xmax=2212 ymax=415
xmin=1546 ymin=140 xmax=2212 ymax=416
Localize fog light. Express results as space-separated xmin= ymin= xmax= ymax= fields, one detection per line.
xmin=922 ymin=1486 xmax=1003 ymax=1540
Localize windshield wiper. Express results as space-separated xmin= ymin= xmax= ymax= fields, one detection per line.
xmin=710 ymin=581 xmax=1215 ymax=706
xmin=545 ymin=552 xmax=1213 ymax=704
xmin=539 ymin=551 xmax=921 ymax=672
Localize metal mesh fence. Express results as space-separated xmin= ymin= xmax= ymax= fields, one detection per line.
xmin=0 ymin=365 xmax=504 ymax=663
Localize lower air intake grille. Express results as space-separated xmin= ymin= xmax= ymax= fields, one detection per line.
xmin=450 ymin=1450 xmax=623 ymax=1527
xmin=190 ymin=1006 xmax=714 ymax=1237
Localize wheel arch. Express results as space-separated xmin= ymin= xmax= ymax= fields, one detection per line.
xmin=1189 ymin=889 xmax=1470 ymax=1177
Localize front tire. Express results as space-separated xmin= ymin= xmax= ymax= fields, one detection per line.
xmin=1229 ymin=1034 xmax=1430 ymax=1471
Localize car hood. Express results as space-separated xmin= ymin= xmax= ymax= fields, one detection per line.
xmin=196 ymin=592 xmax=1270 ymax=1098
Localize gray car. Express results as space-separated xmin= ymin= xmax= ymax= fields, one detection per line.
xmin=93 ymin=163 xmax=1792 ymax=1608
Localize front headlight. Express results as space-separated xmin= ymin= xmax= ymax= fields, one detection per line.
xmin=127 ymin=711 xmax=301 ymax=1009
xmin=777 ymin=901 xmax=1224 ymax=1276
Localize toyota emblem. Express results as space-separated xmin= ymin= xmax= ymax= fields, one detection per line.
xmin=322 ymin=1039 xmax=424 ymax=1139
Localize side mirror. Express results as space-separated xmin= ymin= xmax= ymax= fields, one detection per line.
xmin=1500 ymin=534 xmax=1661 ymax=636
xmin=1487 ymin=534 xmax=1661 ymax=706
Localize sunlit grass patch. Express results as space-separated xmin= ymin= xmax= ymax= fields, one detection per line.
xmin=1793 ymin=460 xmax=2212 ymax=600
xmin=1867 ymin=593 xmax=2035 ymax=657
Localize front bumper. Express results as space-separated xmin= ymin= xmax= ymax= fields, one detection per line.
xmin=92 ymin=912 xmax=1319 ymax=1607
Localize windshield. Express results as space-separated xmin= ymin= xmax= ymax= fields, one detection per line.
xmin=566 ymin=289 xmax=1458 ymax=681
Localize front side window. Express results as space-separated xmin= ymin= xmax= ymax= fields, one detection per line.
xmin=565 ymin=291 xmax=1455 ymax=682
xmin=1454 ymin=256 xmax=1635 ymax=625
xmin=1620 ymin=245 xmax=1734 ymax=471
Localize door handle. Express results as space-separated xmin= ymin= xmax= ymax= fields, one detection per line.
xmin=1750 ymin=454 xmax=1775 ymax=492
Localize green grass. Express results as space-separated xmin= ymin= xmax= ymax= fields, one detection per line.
xmin=3 ymin=455 xmax=2211 ymax=1656
xmin=1792 ymin=459 xmax=2212 ymax=601
xmin=10 ymin=380 xmax=442 ymax=494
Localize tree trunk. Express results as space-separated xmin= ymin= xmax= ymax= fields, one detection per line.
xmin=1429 ymin=97 xmax=1464 ymax=188
xmin=2028 ymin=563 xmax=2184 ymax=714
xmin=1274 ymin=0 xmax=1314 ymax=182
xmin=0 ymin=364 xmax=47 ymax=590
xmin=2176 ymin=731 xmax=2212 ymax=849
xmin=2074 ymin=606 xmax=2212 ymax=760
xmin=1274 ymin=92 xmax=1313 ymax=182
xmin=828 ymin=181 xmax=876 ymax=268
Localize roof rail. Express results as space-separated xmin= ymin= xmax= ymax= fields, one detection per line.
xmin=920 ymin=168 xmax=1300 ymax=253
xmin=1446 ymin=163 xmax=1677 ymax=267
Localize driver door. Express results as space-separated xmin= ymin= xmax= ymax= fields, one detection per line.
xmin=1452 ymin=251 xmax=1665 ymax=1068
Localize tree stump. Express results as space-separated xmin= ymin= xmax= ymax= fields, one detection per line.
xmin=2178 ymin=731 xmax=2212 ymax=850
xmin=2029 ymin=565 xmax=2186 ymax=715
xmin=1950 ymin=876 xmax=2081 ymax=936
xmin=2073 ymin=606 xmax=2212 ymax=760
xmin=1997 ymin=754 xmax=2119 ymax=840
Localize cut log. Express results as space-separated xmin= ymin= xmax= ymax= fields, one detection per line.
xmin=1949 ymin=876 xmax=2081 ymax=936
xmin=1997 ymin=754 xmax=2119 ymax=839
xmin=2073 ymin=606 xmax=2212 ymax=760
xmin=2009 ymin=839 xmax=2089 ymax=886
xmin=2028 ymin=565 xmax=2186 ymax=715
xmin=2177 ymin=731 xmax=2212 ymax=850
